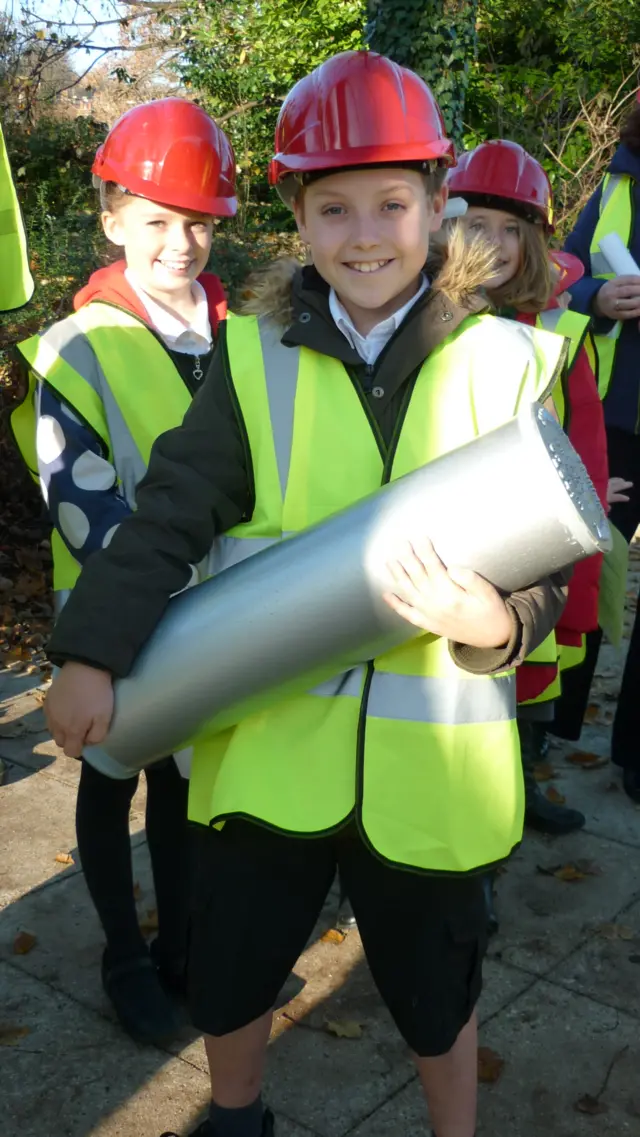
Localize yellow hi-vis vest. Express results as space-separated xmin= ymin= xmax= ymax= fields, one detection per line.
xmin=518 ymin=306 xmax=593 ymax=704
xmin=0 ymin=121 xmax=34 ymax=310
xmin=12 ymin=303 xmax=193 ymax=605
xmin=589 ymin=172 xmax=634 ymax=401
xmin=189 ymin=311 xmax=568 ymax=874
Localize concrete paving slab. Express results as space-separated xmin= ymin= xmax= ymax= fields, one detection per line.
xmin=0 ymin=667 xmax=45 ymax=703
xmin=172 ymin=935 xmax=532 ymax=1137
xmin=545 ymin=740 xmax=640 ymax=850
xmin=547 ymin=893 xmax=640 ymax=1020
xmin=0 ymin=960 xmax=212 ymax=1137
xmin=0 ymin=772 xmax=82 ymax=904
xmin=0 ymin=838 xmax=156 ymax=1015
xmin=487 ymin=828 xmax=640 ymax=976
xmin=349 ymin=981 xmax=640 ymax=1136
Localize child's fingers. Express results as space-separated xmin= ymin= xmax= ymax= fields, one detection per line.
xmin=382 ymin=590 xmax=430 ymax=629
xmin=60 ymin=726 xmax=87 ymax=759
xmin=85 ymin=715 xmax=110 ymax=747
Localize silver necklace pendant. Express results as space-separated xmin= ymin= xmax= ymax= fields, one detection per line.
xmin=193 ymin=355 xmax=203 ymax=382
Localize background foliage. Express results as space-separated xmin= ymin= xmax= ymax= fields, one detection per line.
xmin=1 ymin=0 xmax=639 ymax=330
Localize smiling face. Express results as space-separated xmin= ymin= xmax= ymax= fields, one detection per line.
xmin=293 ymin=168 xmax=447 ymax=335
xmin=462 ymin=205 xmax=522 ymax=289
xmin=101 ymin=195 xmax=214 ymax=303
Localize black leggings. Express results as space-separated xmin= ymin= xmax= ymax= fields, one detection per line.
xmin=75 ymin=756 xmax=190 ymax=963
xmin=552 ymin=426 xmax=640 ymax=769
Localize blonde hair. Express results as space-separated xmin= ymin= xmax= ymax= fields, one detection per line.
xmin=483 ymin=219 xmax=552 ymax=313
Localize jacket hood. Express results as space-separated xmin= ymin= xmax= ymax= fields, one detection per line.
xmin=239 ymin=223 xmax=495 ymax=327
xmin=609 ymin=143 xmax=640 ymax=182
xmin=73 ymin=258 xmax=227 ymax=333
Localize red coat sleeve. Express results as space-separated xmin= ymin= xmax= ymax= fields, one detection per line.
xmin=556 ymin=340 xmax=608 ymax=641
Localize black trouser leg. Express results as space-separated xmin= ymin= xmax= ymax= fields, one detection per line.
xmin=76 ymin=759 xmax=145 ymax=962
xmin=144 ymin=757 xmax=190 ymax=964
xmin=552 ymin=426 xmax=640 ymax=745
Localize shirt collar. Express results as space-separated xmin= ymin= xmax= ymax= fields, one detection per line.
xmin=124 ymin=269 xmax=212 ymax=354
xmin=329 ymin=274 xmax=429 ymax=365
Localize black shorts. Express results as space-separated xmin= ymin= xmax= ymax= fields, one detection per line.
xmin=187 ymin=820 xmax=487 ymax=1057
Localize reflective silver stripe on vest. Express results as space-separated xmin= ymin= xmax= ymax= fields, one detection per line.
xmin=310 ymin=668 xmax=365 ymax=699
xmin=591 ymin=251 xmax=613 ymax=278
xmin=211 ymin=321 xmax=302 ymax=575
xmin=591 ymin=175 xmax=624 ymax=279
xmin=308 ymin=668 xmax=515 ymax=724
xmin=367 ymin=670 xmax=515 ymax=724
xmin=37 ymin=318 xmax=147 ymax=507
xmin=209 ymin=534 xmax=280 ymax=575
xmin=538 ymin=309 xmax=563 ymax=335
xmin=601 ymin=174 xmax=622 ymax=212
xmin=258 ymin=320 xmax=299 ymax=497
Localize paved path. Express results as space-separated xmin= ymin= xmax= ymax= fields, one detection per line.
xmin=1 ymin=560 xmax=640 ymax=1137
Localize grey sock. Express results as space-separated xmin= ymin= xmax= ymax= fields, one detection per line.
xmin=209 ymin=1096 xmax=264 ymax=1137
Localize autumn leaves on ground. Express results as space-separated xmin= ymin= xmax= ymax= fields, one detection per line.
xmin=1 ymin=424 xmax=640 ymax=1133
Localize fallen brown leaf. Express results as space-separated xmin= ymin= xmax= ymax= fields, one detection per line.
xmin=54 ymin=852 xmax=74 ymax=866
xmin=321 ymin=928 xmax=346 ymax=945
xmin=533 ymin=762 xmax=557 ymax=782
xmin=554 ymin=864 xmax=587 ymax=882
xmin=0 ymin=1024 xmax=30 ymax=1046
xmin=13 ymin=931 xmax=37 ymax=955
xmin=575 ymin=1094 xmax=608 ymax=1116
xmin=139 ymin=908 xmax=158 ymax=935
xmin=133 ymin=881 xmax=142 ymax=901
xmin=324 ymin=1019 xmax=363 ymax=1040
xmin=478 ymin=1046 xmax=505 ymax=1084
xmin=566 ymin=750 xmax=607 ymax=768
xmin=545 ymin=785 xmax=566 ymax=805
xmin=583 ymin=703 xmax=601 ymax=723
xmin=594 ymin=923 xmax=634 ymax=941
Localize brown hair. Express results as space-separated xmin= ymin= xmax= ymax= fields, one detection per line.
xmin=619 ymin=102 xmax=640 ymax=156
xmin=481 ymin=218 xmax=552 ymax=313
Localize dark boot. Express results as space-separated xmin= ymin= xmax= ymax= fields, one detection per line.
xmin=150 ymin=936 xmax=187 ymax=1002
xmin=160 ymin=1107 xmax=275 ymax=1137
xmin=102 ymin=949 xmax=183 ymax=1046
xmin=622 ymin=768 xmax=640 ymax=803
xmin=482 ymin=873 xmax=499 ymax=936
xmin=519 ymin=720 xmax=585 ymax=835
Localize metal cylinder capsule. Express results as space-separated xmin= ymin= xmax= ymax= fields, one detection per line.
xmin=88 ymin=403 xmax=611 ymax=777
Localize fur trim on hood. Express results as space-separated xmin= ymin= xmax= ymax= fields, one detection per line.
xmin=239 ymin=221 xmax=497 ymax=326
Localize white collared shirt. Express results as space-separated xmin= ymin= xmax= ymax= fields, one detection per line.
xmin=125 ymin=269 xmax=212 ymax=356
xmin=329 ymin=274 xmax=429 ymax=365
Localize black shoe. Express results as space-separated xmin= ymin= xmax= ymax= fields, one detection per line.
xmin=622 ymin=768 xmax=640 ymax=803
xmin=149 ymin=937 xmax=188 ymax=1001
xmin=159 ymin=1108 xmax=275 ymax=1137
xmin=519 ymin=719 xmax=585 ymax=835
xmin=482 ymin=873 xmax=499 ymax=937
xmin=102 ymin=949 xmax=183 ymax=1046
xmin=524 ymin=782 xmax=585 ymax=835
xmin=336 ymin=900 xmax=357 ymax=931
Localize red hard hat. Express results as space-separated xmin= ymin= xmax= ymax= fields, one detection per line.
xmin=268 ymin=50 xmax=455 ymax=189
xmin=447 ymin=140 xmax=553 ymax=232
xmin=549 ymin=251 xmax=584 ymax=296
xmin=92 ymin=98 xmax=237 ymax=217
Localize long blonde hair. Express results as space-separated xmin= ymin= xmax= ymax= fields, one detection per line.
xmin=482 ymin=217 xmax=553 ymax=313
